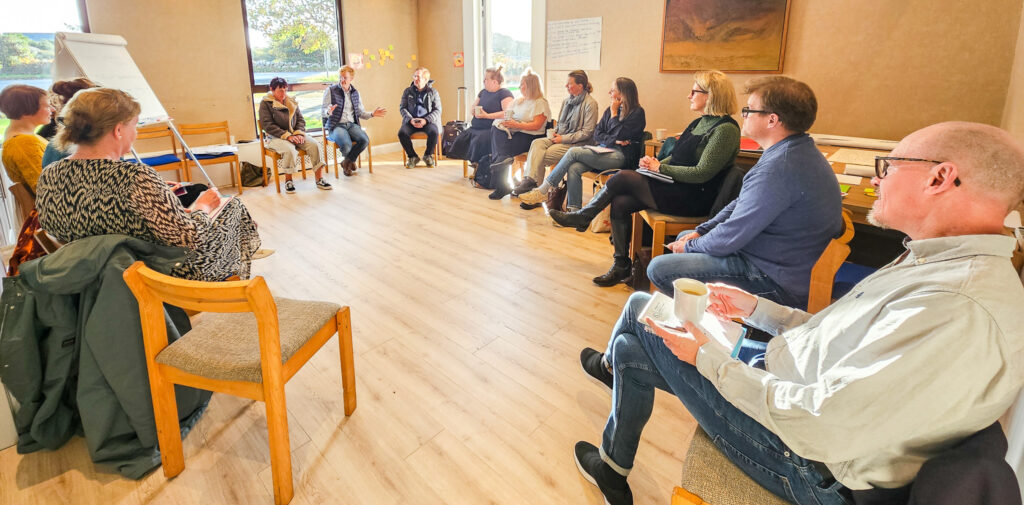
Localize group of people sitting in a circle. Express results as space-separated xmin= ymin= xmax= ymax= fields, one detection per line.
xmin=5 ymin=60 xmax=1024 ymax=505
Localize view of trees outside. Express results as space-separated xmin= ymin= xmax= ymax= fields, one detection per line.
xmin=488 ymin=0 xmax=532 ymax=94
xmin=245 ymin=0 xmax=343 ymax=130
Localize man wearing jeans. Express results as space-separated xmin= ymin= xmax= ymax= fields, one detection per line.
xmin=322 ymin=65 xmax=386 ymax=176
xmin=575 ymin=121 xmax=1024 ymax=505
xmin=648 ymin=76 xmax=842 ymax=309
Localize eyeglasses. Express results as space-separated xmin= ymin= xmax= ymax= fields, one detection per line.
xmin=874 ymin=156 xmax=961 ymax=186
xmin=740 ymin=107 xmax=769 ymax=118
xmin=688 ymin=88 xmax=708 ymax=98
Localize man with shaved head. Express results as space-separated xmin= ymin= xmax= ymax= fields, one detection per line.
xmin=573 ymin=121 xmax=1024 ymax=505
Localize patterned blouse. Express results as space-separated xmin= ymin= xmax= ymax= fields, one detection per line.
xmin=36 ymin=158 xmax=261 ymax=281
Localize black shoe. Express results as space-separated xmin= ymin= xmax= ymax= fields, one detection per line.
xmin=580 ymin=348 xmax=612 ymax=390
xmin=574 ymin=441 xmax=632 ymax=505
xmin=406 ymin=155 xmax=420 ymax=169
xmin=488 ymin=186 xmax=510 ymax=200
xmin=424 ymin=155 xmax=435 ymax=167
xmin=520 ymin=202 xmax=542 ymax=210
xmin=593 ymin=259 xmax=632 ymax=287
xmin=550 ymin=210 xmax=592 ymax=232
xmin=511 ymin=176 xmax=538 ymax=196
xmin=284 ymin=180 xmax=296 ymax=193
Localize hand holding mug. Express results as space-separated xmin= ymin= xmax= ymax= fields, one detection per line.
xmin=328 ymin=104 xmax=338 ymax=114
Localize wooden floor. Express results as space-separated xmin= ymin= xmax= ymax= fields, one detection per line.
xmin=0 ymin=152 xmax=697 ymax=505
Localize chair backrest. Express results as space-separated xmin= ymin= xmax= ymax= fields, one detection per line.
xmin=707 ymin=163 xmax=748 ymax=218
xmin=177 ymin=121 xmax=232 ymax=146
xmin=8 ymin=183 xmax=35 ymax=224
xmin=122 ymin=261 xmax=283 ymax=360
xmin=806 ymin=209 xmax=856 ymax=313
xmin=33 ymin=229 xmax=62 ymax=254
xmin=134 ymin=124 xmax=181 ymax=159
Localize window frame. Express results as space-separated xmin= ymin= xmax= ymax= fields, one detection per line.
xmin=239 ymin=0 xmax=347 ymax=95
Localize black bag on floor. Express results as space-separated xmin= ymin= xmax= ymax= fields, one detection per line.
xmin=473 ymin=157 xmax=495 ymax=189
xmin=441 ymin=86 xmax=469 ymax=157
xmin=241 ymin=161 xmax=267 ymax=187
xmin=628 ymin=247 xmax=652 ymax=292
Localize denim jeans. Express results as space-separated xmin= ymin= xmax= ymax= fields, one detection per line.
xmin=545 ymin=147 xmax=625 ymax=209
xmin=328 ymin=122 xmax=369 ymax=161
xmin=647 ymin=230 xmax=805 ymax=309
xmin=600 ymin=292 xmax=852 ymax=505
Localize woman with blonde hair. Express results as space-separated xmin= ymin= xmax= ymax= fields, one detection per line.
xmin=36 ymin=88 xmax=262 ymax=281
xmin=547 ymin=70 xmax=740 ymax=287
xmin=449 ymin=65 xmax=514 ymax=175
xmin=482 ymin=69 xmax=552 ymax=199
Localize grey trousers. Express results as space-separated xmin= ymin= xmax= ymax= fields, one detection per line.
xmin=524 ymin=137 xmax=574 ymax=181
xmin=266 ymin=135 xmax=324 ymax=174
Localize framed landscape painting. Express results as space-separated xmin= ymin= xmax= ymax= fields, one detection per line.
xmin=660 ymin=0 xmax=792 ymax=73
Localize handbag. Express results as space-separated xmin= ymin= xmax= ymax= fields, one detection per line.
xmin=546 ymin=181 xmax=567 ymax=212
xmin=588 ymin=169 xmax=619 ymax=233
xmin=627 ymin=247 xmax=652 ymax=291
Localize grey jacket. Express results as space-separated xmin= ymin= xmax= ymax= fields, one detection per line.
xmin=0 ymin=235 xmax=211 ymax=478
xmin=557 ymin=93 xmax=600 ymax=146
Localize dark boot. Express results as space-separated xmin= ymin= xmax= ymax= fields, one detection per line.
xmin=511 ymin=176 xmax=537 ymax=196
xmin=488 ymin=159 xmax=512 ymax=200
xmin=549 ymin=186 xmax=614 ymax=232
xmin=593 ymin=218 xmax=633 ymax=287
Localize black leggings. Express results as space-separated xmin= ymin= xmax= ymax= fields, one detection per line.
xmin=605 ymin=170 xmax=657 ymax=220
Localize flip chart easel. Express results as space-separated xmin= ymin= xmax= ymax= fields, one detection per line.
xmin=53 ymin=32 xmax=215 ymax=187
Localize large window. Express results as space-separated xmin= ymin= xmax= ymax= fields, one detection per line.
xmin=485 ymin=0 xmax=532 ymax=92
xmin=242 ymin=0 xmax=345 ymax=131
xmin=0 ymin=0 xmax=88 ymax=137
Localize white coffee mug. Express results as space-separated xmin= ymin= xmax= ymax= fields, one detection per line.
xmin=546 ymin=128 xmax=555 ymax=139
xmin=672 ymin=278 xmax=709 ymax=324
xmin=475 ymin=105 xmax=484 ymax=116
xmin=656 ymin=128 xmax=668 ymax=141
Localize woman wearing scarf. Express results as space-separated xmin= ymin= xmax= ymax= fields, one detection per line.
xmin=542 ymin=71 xmax=740 ymax=287
xmin=512 ymin=70 xmax=599 ymax=199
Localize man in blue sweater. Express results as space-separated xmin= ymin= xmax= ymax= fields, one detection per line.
xmin=646 ymin=76 xmax=842 ymax=309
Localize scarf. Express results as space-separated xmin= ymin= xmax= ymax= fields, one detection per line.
xmin=557 ymin=92 xmax=587 ymax=135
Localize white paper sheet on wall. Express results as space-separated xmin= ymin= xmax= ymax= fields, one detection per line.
xmin=546 ymin=17 xmax=602 ymax=70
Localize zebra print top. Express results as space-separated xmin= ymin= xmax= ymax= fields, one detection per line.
xmin=36 ymin=158 xmax=261 ymax=281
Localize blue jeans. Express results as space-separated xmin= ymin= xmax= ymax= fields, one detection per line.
xmin=328 ymin=122 xmax=369 ymax=161
xmin=601 ymin=292 xmax=851 ymax=505
xmin=647 ymin=230 xmax=805 ymax=309
xmin=545 ymin=146 xmax=625 ymax=209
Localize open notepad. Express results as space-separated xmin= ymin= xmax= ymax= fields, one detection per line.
xmin=637 ymin=168 xmax=674 ymax=183
xmin=637 ymin=291 xmax=747 ymax=358
xmin=190 ymin=195 xmax=234 ymax=220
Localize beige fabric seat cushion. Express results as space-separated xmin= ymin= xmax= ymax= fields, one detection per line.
xmin=680 ymin=428 xmax=790 ymax=505
xmin=156 ymin=298 xmax=341 ymax=383
xmin=643 ymin=209 xmax=708 ymax=225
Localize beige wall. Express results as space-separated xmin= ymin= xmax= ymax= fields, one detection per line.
xmin=1002 ymin=6 xmax=1024 ymax=142
xmin=86 ymin=0 xmax=255 ymax=143
xmin=341 ymin=0 xmax=420 ymax=143
xmin=548 ymin=0 xmax=1024 ymax=141
xmin=417 ymin=0 xmax=467 ymax=124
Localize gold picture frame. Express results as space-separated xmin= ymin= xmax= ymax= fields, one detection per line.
xmin=659 ymin=0 xmax=792 ymax=73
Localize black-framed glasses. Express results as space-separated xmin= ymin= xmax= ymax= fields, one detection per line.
xmin=874 ymin=156 xmax=961 ymax=186
xmin=740 ymin=107 xmax=769 ymax=118
xmin=688 ymin=88 xmax=708 ymax=98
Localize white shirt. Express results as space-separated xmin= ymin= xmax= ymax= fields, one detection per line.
xmin=495 ymin=97 xmax=551 ymax=135
xmin=696 ymin=234 xmax=1024 ymax=490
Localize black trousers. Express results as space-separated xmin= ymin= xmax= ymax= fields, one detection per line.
xmin=398 ymin=122 xmax=439 ymax=157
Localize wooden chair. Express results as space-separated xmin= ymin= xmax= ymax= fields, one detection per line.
xmin=178 ymin=121 xmax=243 ymax=193
xmin=806 ymin=208 xmax=855 ymax=313
xmin=9 ymin=182 xmax=35 ymax=225
xmin=122 ymin=262 xmax=357 ymax=505
xmin=322 ymin=128 xmax=374 ymax=176
xmin=135 ymin=124 xmax=187 ymax=181
xmin=628 ymin=164 xmax=748 ymax=263
xmin=33 ymin=230 xmax=62 ymax=254
xmin=401 ymin=131 xmax=441 ymax=166
xmin=258 ymin=130 xmax=308 ymax=194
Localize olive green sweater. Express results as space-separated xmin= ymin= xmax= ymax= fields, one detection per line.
xmin=658 ymin=115 xmax=740 ymax=184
